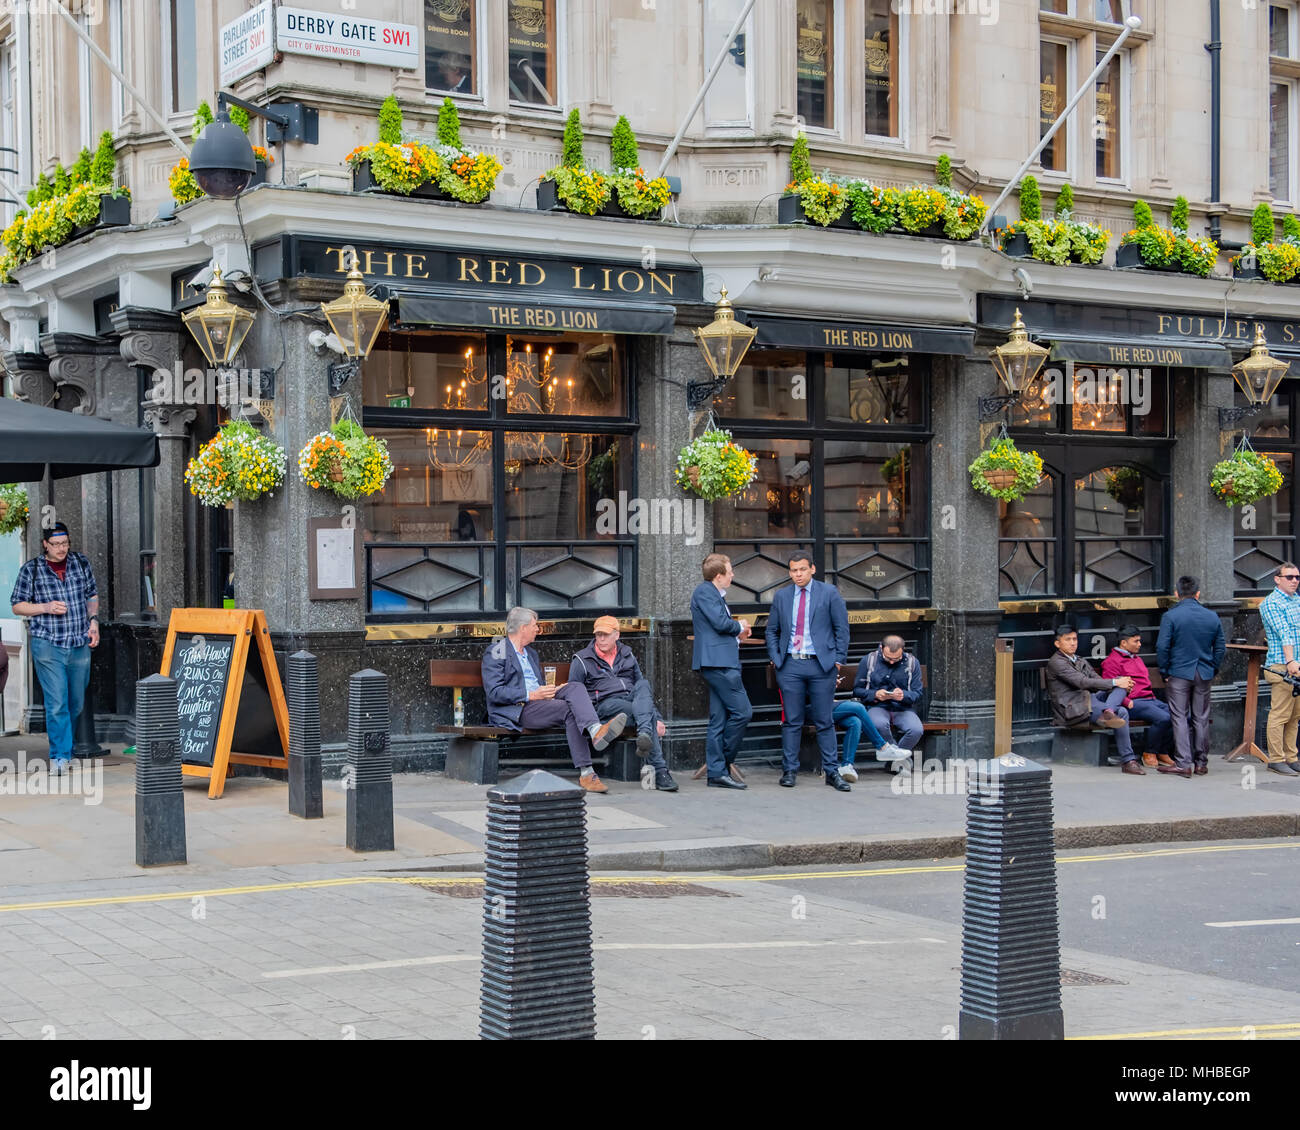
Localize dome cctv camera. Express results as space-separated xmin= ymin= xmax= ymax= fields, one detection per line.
xmin=1013 ymin=266 xmax=1033 ymax=297
xmin=189 ymin=265 xmax=215 ymax=290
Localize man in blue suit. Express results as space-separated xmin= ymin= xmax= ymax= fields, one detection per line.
xmin=766 ymin=552 xmax=852 ymax=791
xmin=1156 ymin=575 xmax=1226 ymax=777
xmin=482 ymin=606 xmax=627 ymax=793
xmin=690 ymin=553 xmax=751 ymax=790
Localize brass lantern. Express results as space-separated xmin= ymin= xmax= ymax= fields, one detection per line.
xmin=320 ymin=254 xmax=389 ymax=360
xmin=989 ymin=307 xmax=1050 ymax=395
xmin=182 ymin=266 xmax=256 ymax=366
xmin=1232 ymin=326 xmax=1289 ymax=406
xmin=692 ymin=288 xmax=757 ymax=381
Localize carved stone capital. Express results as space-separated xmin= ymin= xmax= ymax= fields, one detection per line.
xmin=143 ymin=403 xmax=197 ymax=437
xmin=120 ymin=329 xmax=183 ymax=374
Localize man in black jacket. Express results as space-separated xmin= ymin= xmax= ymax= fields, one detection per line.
xmin=570 ymin=616 xmax=677 ymax=792
xmin=1156 ymin=575 xmax=1226 ymax=777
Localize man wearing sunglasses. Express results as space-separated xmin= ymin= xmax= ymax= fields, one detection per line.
xmin=9 ymin=522 xmax=99 ymax=775
xmin=1259 ymin=561 xmax=1300 ymax=776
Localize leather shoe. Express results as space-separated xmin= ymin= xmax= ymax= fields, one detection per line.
xmin=1141 ymin=752 xmax=1158 ymax=768
xmin=825 ymin=771 xmax=851 ymax=792
xmin=1099 ymin=709 xmax=1127 ymax=729
xmin=779 ymin=770 xmax=797 ymax=787
xmin=1193 ymin=763 xmax=1208 ymax=776
xmin=1157 ymin=754 xmax=1176 ymax=767
xmin=1157 ymin=764 xmax=1192 ymax=778
xmin=635 ymin=732 xmax=652 ymax=757
xmin=707 ymin=774 xmax=746 ymax=789
xmin=591 ymin=712 xmax=627 ymax=751
xmin=1121 ymin=760 xmax=1146 ymax=775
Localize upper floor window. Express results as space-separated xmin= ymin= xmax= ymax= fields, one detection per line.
xmin=1041 ymin=0 xmax=1123 ymax=16
xmin=705 ymin=0 xmax=752 ymax=128
xmin=508 ymin=0 xmax=557 ymax=106
xmin=796 ymin=0 xmax=835 ymax=130
xmin=1273 ymin=3 xmax=1297 ymax=57
xmin=863 ymin=0 xmax=899 ymax=139
xmin=1094 ymin=48 xmax=1124 ymax=181
xmin=168 ymin=0 xmax=197 ymax=114
xmin=1272 ymin=4 xmax=1299 ymax=200
xmin=1040 ymin=37 xmax=1070 ymax=172
xmin=426 ymin=0 xmax=477 ymax=96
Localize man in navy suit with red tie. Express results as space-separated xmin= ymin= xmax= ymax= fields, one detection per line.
xmin=767 ymin=552 xmax=852 ymax=791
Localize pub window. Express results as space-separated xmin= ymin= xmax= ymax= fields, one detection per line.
xmin=167 ymin=0 xmax=197 ymax=114
xmin=362 ymin=329 xmax=635 ymax=619
xmin=426 ymin=0 xmax=477 ymax=96
xmin=1011 ymin=364 xmax=1169 ymax=437
xmin=1039 ymin=37 xmax=1070 ymax=173
xmin=508 ymin=0 xmax=558 ymax=106
xmin=863 ymin=0 xmax=899 ymax=140
xmin=796 ymin=0 xmax=835 ymax=131
xmin=1000 ymin=473 xmax=1057 ymax=598
xmin=705 ymin=0 xmax=753 ymax=128
xmin=713 ymin=350 xmax=930 ymax=608
xmin=1073 ymin=465 xmax=1165 ymax=595
xmin=1094 ymin=49 xmax=1124 ymax=182
xmin=1233 ymin=383 xmax=1296 ymax=595
xmin=1272 ymin=3 xmax=1297 ymax=58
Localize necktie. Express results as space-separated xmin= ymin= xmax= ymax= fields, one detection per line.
xmin=793 ymin=587 xmax=807 ymax=651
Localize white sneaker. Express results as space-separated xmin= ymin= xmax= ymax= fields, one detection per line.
xmin=51 ymin=757 xmax=68 ymax=776
xmin=876 ymin=743 xmax=911 ymax=762
xmin=838 ymin=762 xmax=858 ymax=783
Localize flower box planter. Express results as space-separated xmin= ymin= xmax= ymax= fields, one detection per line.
xmin=1232 ymin=261 xmax=1267 ymax=281
xmin=776 ymin=192 xmax=857 ymax=230
xmin=535 ymin=177 xmax=661 ymax=220
xmin=1001 ymin=231 xmax=1031 ymax=258
xmin=70 ymin=193 xmax=131 ymax=240
xmin=249 ymin=163 xmax=269 ymax=188
xmin=909 ymin=221 xmax=948 ymax=239
xmin=351 ymin=158 xmax=451 ymax=200
xmin=1115 ymin=243 xmax=1180 ymax=272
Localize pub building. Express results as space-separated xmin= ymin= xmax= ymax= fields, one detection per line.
xmin=0 ymin=180 xmax=1280 ymax=769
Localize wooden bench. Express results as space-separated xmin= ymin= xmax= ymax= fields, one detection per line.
xmin=430 ymin=659 xmax=643 ymax=785
xmin=1040 ymin=664 xmax=1166 ymax=766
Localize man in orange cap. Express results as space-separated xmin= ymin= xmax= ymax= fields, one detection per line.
xmin=570 ymin=615 xmax=677 ymax=792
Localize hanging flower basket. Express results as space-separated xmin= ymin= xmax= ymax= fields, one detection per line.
xmin=298 ymin=419 xmax=393 ymax=499
xmin=1211 ymin=447 xmax=1284 ymax=507
xmin=675 ymin=429 xmax=758 ymax=502
xmin=0 ymin=482 xmax=29 ymax=535
xmin=968 ymin=437 xmax=1044 ymax=503
xmin=185 ymin=419 xmax=286 ymax=507
xmin=1105 ymin=466 xmax=1145 ymax=509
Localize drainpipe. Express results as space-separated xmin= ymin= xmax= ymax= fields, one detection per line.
xmin=1206 ymin=0 xmax=1247 ymax=250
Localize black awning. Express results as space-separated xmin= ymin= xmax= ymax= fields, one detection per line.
xmin=388 ymin=288 xmax=676 ymax=336
xmin=0 ymin=395 xmax=159 ymax=481
xmin=742 ymin=314 xmax=974 ymax=356
xmin=1048 ymin=336 xmax=1232 ymax=369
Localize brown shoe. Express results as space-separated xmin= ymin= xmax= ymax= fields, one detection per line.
xmin=1141 ymin=753 xmax=1158 ymax=768
xmin=1157 ymin=765 xmax=1192 ymax=778
xmin=590 ymin=712 xmax=627 ymax=751
xmin=1099 ymin=709 xmax=1126 ymax=729
xmin=1156 ymin=754 xmax=1176 ymax=767
xmin=725 ymin=762 xmax=745 ymax=782
xmin=579 ymin=772 xmax=609 ymax=793
xmin=1193 ymin=764 xmax=1208 ymax=775
xmin=1121 ymin=760 xmax=1146 ymax=775
xmin=692 ymin=764 xmax=708 ymax=780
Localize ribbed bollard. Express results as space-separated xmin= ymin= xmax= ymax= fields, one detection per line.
xmin=959 ymin=754 xmax=1062 ymax=1039
xmin=287 ymin=650 xmax=323 ymax=819
xmin=346 ymin=668 xmax=393 ymax=852
xmin=480 ymin=770 xmax=595 ymax=1041
xmin=134 ymin=674 xmax=187 ymax=868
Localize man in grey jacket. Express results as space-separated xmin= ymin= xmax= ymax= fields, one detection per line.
xmin=1045 ymin=624 xmax=1139 ymax=774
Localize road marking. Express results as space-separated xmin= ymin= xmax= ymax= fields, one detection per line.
xmin=1073 ymin=1022 xmax=1300 ymax=1040
xmin=1205 ymin=917 xmax=1300 ymax=927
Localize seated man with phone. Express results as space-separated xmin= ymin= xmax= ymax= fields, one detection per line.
xmin=481 ymin=606 xmax=627 ymax=793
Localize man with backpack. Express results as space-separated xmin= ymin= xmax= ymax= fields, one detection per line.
xmin=853 ymin=635 xmax=925 ymax=757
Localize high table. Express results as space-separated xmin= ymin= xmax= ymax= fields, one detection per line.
xmin=1225 ymin=643 xmax=1268 ymax=763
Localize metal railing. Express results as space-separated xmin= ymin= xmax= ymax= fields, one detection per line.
xmin=1234 ymin=536 xmax=1297 ymax=595
xmin=718 ymin=537 xmax=930 ymax=607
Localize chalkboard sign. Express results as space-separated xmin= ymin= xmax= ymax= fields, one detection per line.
xmin=171 ymin=633 xmax=235 ymax=767
xmin=160 ymin=609 xmax=290 ymax=798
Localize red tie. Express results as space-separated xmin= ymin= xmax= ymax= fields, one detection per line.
xmin=793 ymin=588 xmax=807 ymax=651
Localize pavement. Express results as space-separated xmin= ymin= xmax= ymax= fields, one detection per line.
xmin=1 ymin=733 xmax=1297 ymax=883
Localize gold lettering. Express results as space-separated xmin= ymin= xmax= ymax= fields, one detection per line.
xmin=824 ymin=329 xmax=848 ymax=346
xmin=601 ymin=267 xmax=613 ymax=292
xmin=405 ymin=253 xmax=429 ymax=279
xmin=518 ymin=261 xmax=545 ymax=286
xmin=361 ymin=250 xmax=375 ymax=275
xmin=1176 ymin=317 xmax=1193 ymax=335
xmin=325 ymin=246 xmax=350 ymax=274
xmin=1287 ymin=325 xmax=1296 ymax=343
xmin=646 ymin=270 xmax=676 ymax=296
xmin=1236 ymin=319 xmax=1249 ymax=338
xmin=1157 ymin=313 xmax=1173 ymax=334
xmin=617 ymin=270 xmax=645 ymax=293
xmin=572 ymin=266 xmax=596 ymax=291
xmin=489 ymin=260 xmax=511 ymax=285
xmin=371 ymin=250 xmax=396 ymax=277
xmin=489 ymin=305 xmax=520 ymax=325
xmin=458 ymin=257 xmax=481 ymax=283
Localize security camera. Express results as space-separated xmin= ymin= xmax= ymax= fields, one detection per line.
xmin=189 ymin=264 xmax=215 ymax=290
xmin=308 ymin=329 xmax=346 ymax=355
xmin=224 ymin=269 xmax=253 ymax=293
xmin=1013 ymin=266 xmax=1033 ymax=298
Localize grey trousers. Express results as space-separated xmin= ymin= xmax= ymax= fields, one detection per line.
xmin=1165 ymin=674 xmax=1212 ymax=769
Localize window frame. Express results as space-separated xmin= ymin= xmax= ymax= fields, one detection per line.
xmin=425 ymin=0 xmax=483 ymax=104
xmin=1038 ymin=34 xmax=1075 ymax=178
xmin=1093 ymin=46 xmax=1129 ymax=187
xmin=704 ymin=0 xmax=755 ymax=132
xmin=863 ymin=0 xmax=905 ymax=145
xmin=506 ymin=0 xmax=563 ymax=111
xmin=1271 ymin=1 xmax=1299 ymax=60
xmin=794 ymin=0 xmax=842 ymax=137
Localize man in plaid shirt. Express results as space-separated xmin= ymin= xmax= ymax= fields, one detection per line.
xmin=1258 ymin=561 xmax=1300 ymax=776
xmin=9 ymin=522 xmax=99 ymax=774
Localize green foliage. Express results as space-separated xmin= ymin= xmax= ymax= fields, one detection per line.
xmin=846 ymin=181 xmax=898 ymax=232
xmin=436 ymin=97 xmax=462 ymax=147
xmin=0 ymin=482 xmax=29 ymax=536
xmin=1009 ymin=216 xmax=1110 ymax=266
xmin=228 ymin=104 xmax=250 ymax=133
xmin=1133 ymin=199 xmax=1154 ymax=229
xmin=1284 ymin=214 xmax=1300 ymax=242
xmin=790 ymin=134 xmax=812 ymax=184
xmin=52 ymin=165 xmax=69 ymax=195
xmin=70 ymin=148 xmax=92 ymax=184
xmin=1018 ymin=175 xmax=1040 ymax=222
xmin=377 ymin=95 xmax=403 ymax=145
xmin=30 ymin=173 xmax=52 ymax=205
xmin=610 ymin=115 xmax=639 ymax=170
xmin=788 ymin=177 xmax=848 ymax=226
xmin=969 ymin=438 xmax=1044 ymax=503
xmin=1054 ymin=183 xmax=1073 ymax=218
xmin=90 ymin=131 xmax=116 ymax=186
xmin=191 ymin=100 xmax=214 ymax=143
xmin=935 ymin=153 xmax=952 ymax=187
xmin=1171 ymin=194 xmax=1189 ymax=231
xmin=1252 ymin=201 xmax=1275 ymax=247
xmin=1211 ymin=448 xmax=1284 ymax=507
xmin=561 ymin=108 xmax=584 ymax=169
xmin=546 ymin=165 xmax=610 ymax=214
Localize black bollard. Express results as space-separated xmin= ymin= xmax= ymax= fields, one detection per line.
xmin=345 ymin=668 xmax=393 ymax=852
xmin=959 ymin=754 xmax=1062 ymax=1040
xmin=287 ymin=650 xmax=323 ymax=819
xmin=72 ymin=677 xmax=108 ymax=760
xmin=134 ymin=674 xmax=187 ymax=868
xmin=480 ymin=769 xmax=595 ymax=1041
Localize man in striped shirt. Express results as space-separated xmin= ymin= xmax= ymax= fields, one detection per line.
xmin=9 ymin=523 xmax=99 ymax=775
xmin=1258 ymin=561 xmax=1300 ymax=776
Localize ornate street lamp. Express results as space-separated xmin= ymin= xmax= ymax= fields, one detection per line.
xmin=182 ymin=265 xmax=256 ymax=366
xmin=981 ymin=307 xmax=1051 ymax=421
xmin=1222 ymin=326 xmax=1290 ymax=432
xmin=687 ymin=287 xmax=758 ymax=408
xmin=319 ymin=252 xmax=389 ymax=396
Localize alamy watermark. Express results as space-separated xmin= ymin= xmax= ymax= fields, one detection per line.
xmin=1 ymin=752 xmax=104 ymax=805
xmin=146 ymin=362 xmax=269 ymax=410
xmin=1035 ymin=362 xmax=1152 ymax=417
xmin=595 ymin=492 xmax=705 ymax=547
xmin=890 ymin=0 xmax=999 ymax=25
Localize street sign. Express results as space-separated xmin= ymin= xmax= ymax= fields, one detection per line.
xmin=220 ymin=0 xmax=275 ymax=87
xmin=276 ymin=8 xmax=419 ymax=70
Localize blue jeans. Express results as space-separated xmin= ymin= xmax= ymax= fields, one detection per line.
xmin=832 ymin=700 xmax=889 ymax=765
xmin=31 ymin=637 xmax=91 ymax=760
xmin=1126 ymin=696 xmax=1172 ymax=757
xmin=699 ymin=667 xmax=752 ymax=779
xmin=1090 ymin=686 xmax=1134 ymax=763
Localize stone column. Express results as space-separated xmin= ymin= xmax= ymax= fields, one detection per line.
xmin=928 ymin=355 xmax=1004 ymax=761
xmin=142 ymin=404 xmax=197 ymax=621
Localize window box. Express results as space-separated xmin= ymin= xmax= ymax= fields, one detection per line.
xmin=776 ymin=192 xmax=857 ymax=230
xmin=351 ymin=158 xmax=453 ymax=201
xmin=1232 ymin=261 xmax=1267 ymax=281
xmin=535 ymin=177 xmax=662 ymax=220
xmin=70 ymin=193 xmax=131 ymax=241
xmin=1002 ymin=231 xmax=1032 ymax=258
xmin=1114 ymin=243 xmax=1180 ymax=272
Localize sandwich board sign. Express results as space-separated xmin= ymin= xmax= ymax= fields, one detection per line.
xmin=160 ymin=608 xmax=289 ymax=799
